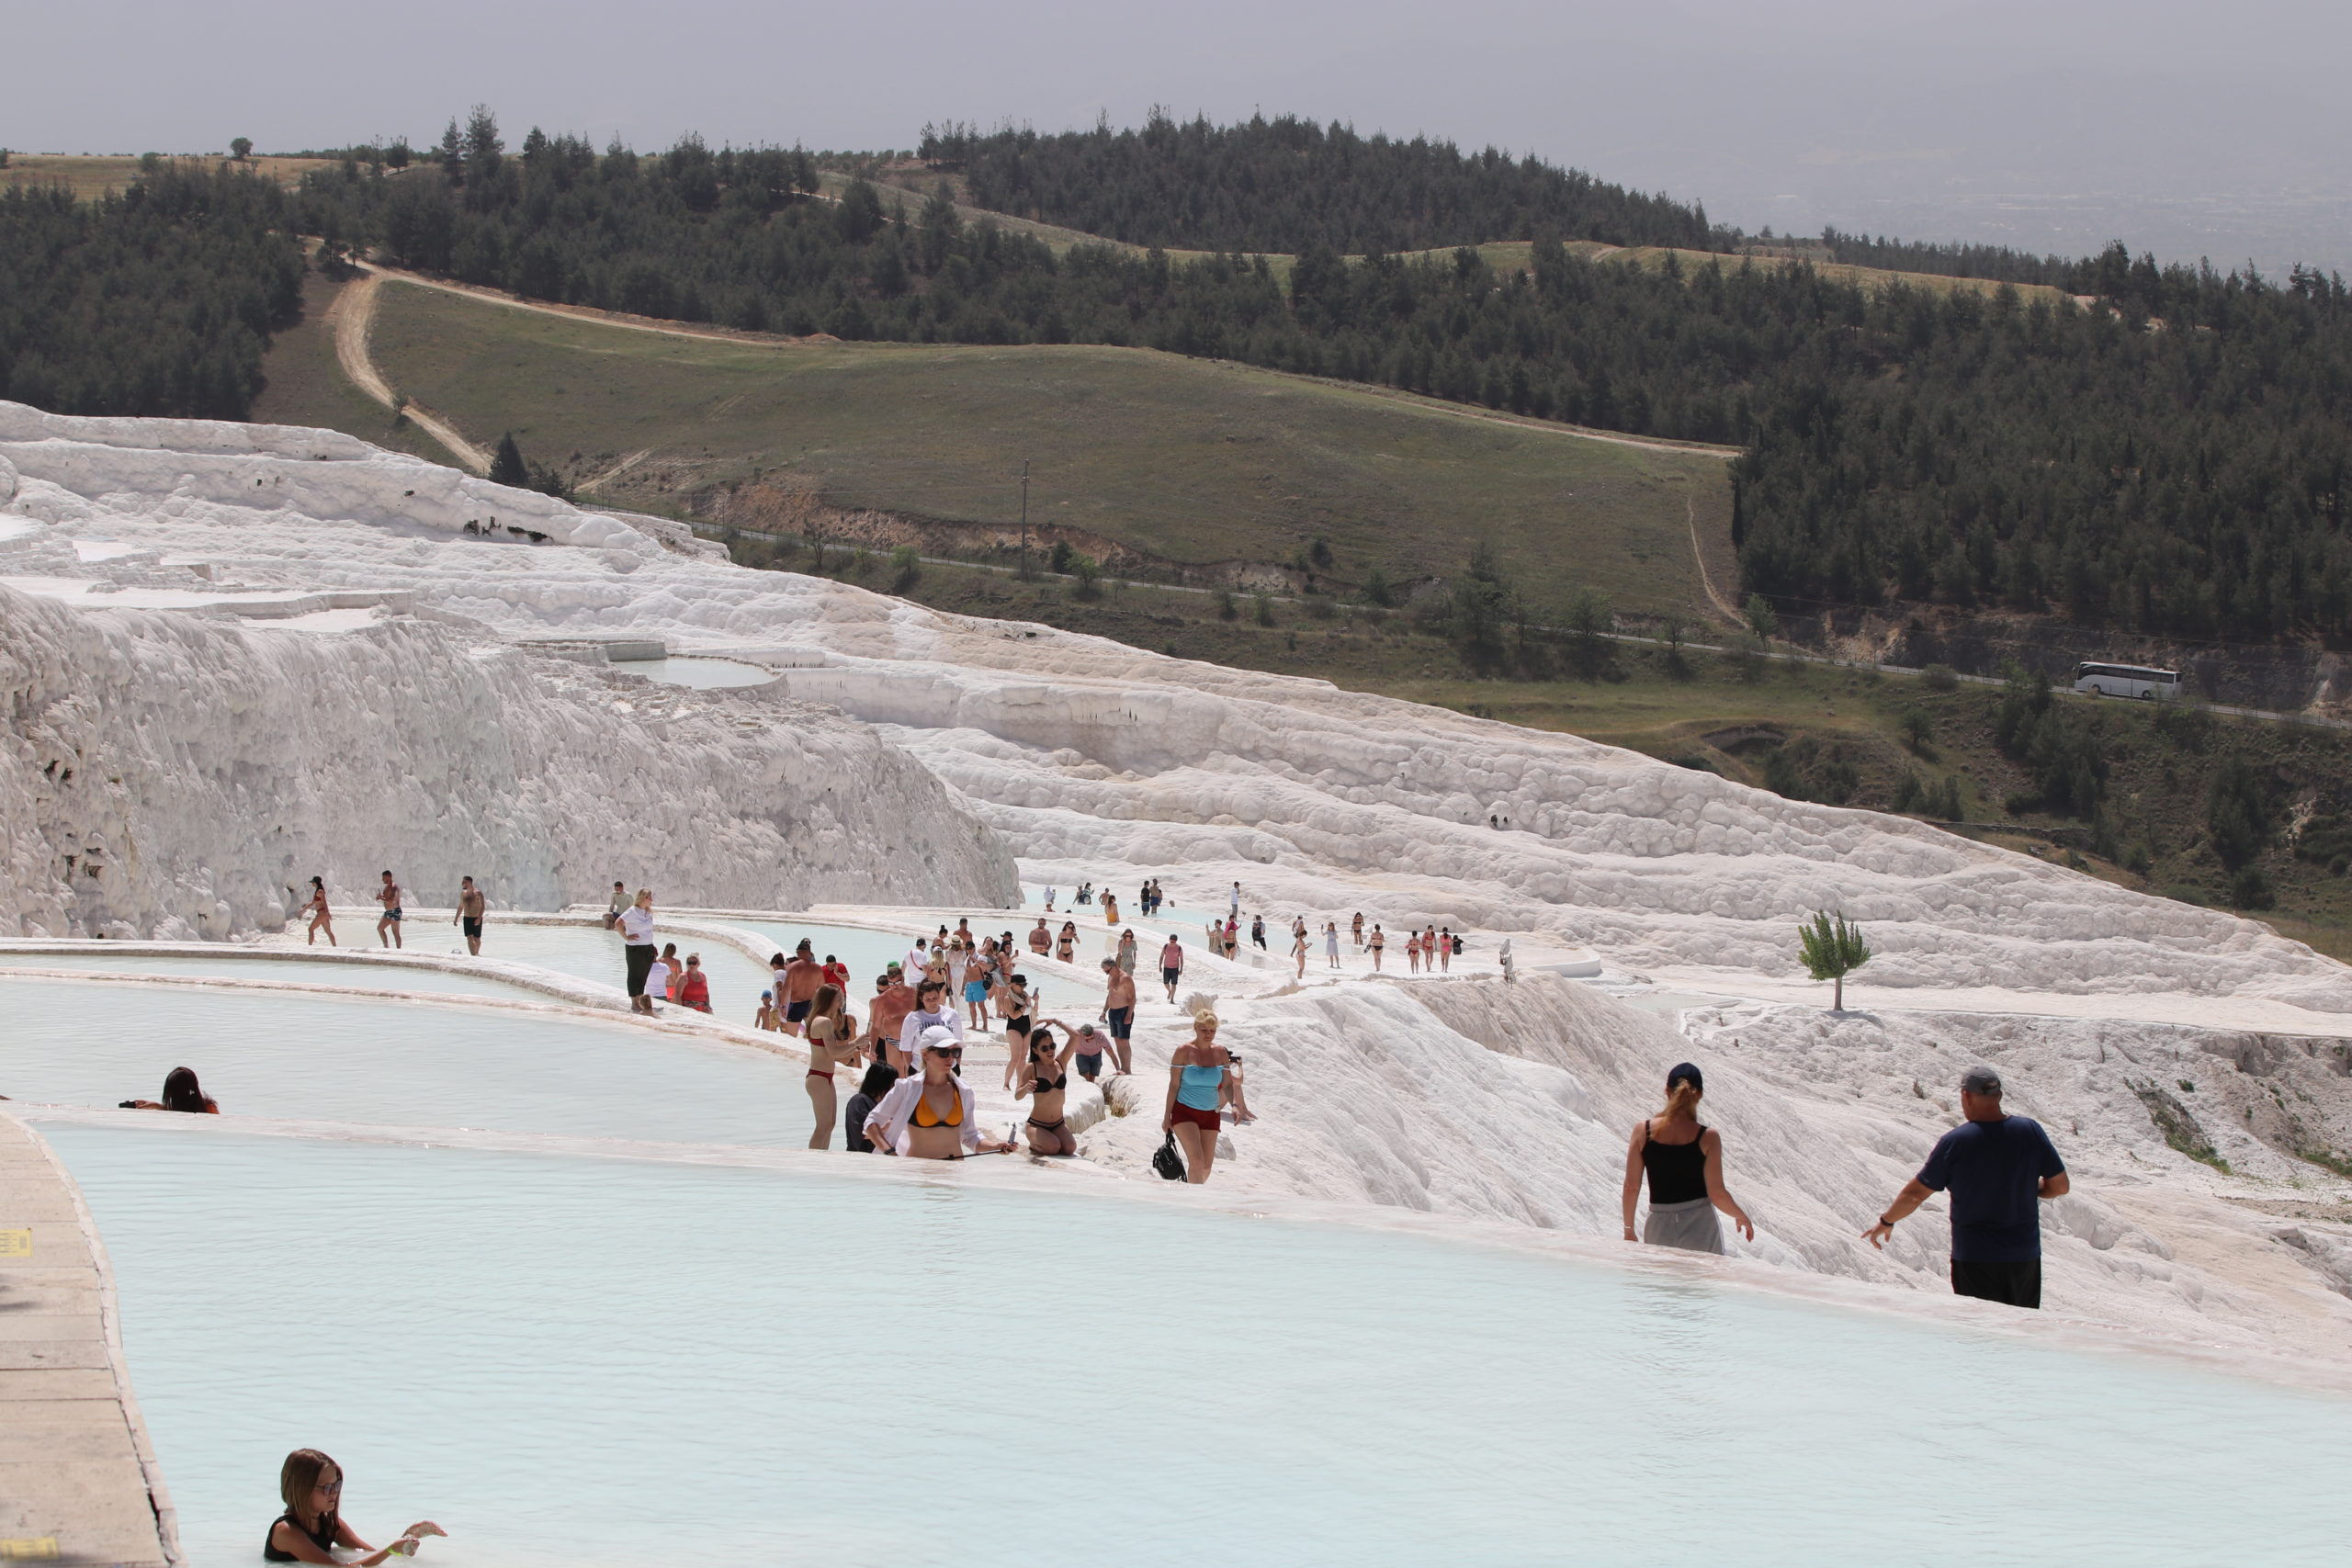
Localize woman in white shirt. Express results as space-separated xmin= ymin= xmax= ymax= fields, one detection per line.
xmin=863 ymin=1033 xmax=1016 ymax=1158
xmin=616 ymin=890 xmax=658 ymax=1015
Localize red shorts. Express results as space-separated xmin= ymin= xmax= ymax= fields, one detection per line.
xmin=1170 ymin=1102 xmax=1221 ymax=1133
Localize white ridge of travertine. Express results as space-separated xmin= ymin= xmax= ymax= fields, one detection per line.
xmin=7 ymin=402 xmax=2352 ymax=1369
xmin=0 ymin=578 xmax=1015 ymax=939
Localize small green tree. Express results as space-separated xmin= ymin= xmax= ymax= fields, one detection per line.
xmin=888 ymin=544 xmax=922 ymax=592
xmin=1361 ymin=564 xmax=1393 ymax=607
xmin=1797 ymin=910 xmax=1871 ymax=1011
xmin=1253 ymin=590 xmax=1276 ymax=626
xmin=1068 ymin=554 xmax=1102 ymax=601
xmin=230 ymin=137 xmax=253 ymax=161
xmin=1899 ymin=707 xmax=1933 ymax=752
xmin=488 ymin=432 xmax=528 ymax=488
xmin=1743 ymin=592 xmax=1780 ymax=640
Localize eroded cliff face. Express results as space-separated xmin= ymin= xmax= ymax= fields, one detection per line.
xmin=0 ymin=584 xmax=1016 ymax=938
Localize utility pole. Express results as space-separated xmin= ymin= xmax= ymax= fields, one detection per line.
xmin=1017 ymin=458 xmax=1031 ymax=580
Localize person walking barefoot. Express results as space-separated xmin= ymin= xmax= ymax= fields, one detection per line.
xmin=1159 ymin=933 xmax=1184 ymax=1004
xmin=1099 ymin=958 xmax=1136 ymax=1075
xmin=300 ymin=876 xmax=334 ymax=947
xmin=1162 ymin=1010 xmax=1231 ymax=1185
xmin=374 ymin=871 xmax=403 ymax=950
xmin=453 ymin=875 xmax=486 ymax=956
xmin=616 ymin=889 xmax=658 ymax=1014
xmin=1292 ymin=922 xmax=1309 ymax=978
xmin=1324 ymin=920 xmax=1340 ymax=969
xmin=1619 ymin=1062 xmax=1755 ymax=1254
xmin=802 ymin=983 xmax=863 ymax=1150
xmin=1368 ymin=924 xmax=1385 ymax=971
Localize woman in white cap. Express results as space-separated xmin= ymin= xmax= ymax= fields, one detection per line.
xmin=863 ymin=1028 xmax=1017 ymax=1159
xmin=1619 ymin=1061 xmax=1755 ymax=1254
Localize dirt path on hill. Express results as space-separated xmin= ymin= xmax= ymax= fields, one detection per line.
xmin=1688 ymin=494 xmax=1741 ymax=621
xmin=328 ymin=271 xmax=491 ymax=473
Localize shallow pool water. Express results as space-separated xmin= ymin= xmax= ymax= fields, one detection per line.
xmin=1 ymin=980 xmax=811 ymax=1143
xmin=448 ymin=922 xmax=772 ymax=1024
xmin=43 ymin=1125 xmax=2349 ymax=1568
xmin=0 ymin=951 xmax=548 ymax=1002
xmin=615 ymin=655 xmax=776 ymax=689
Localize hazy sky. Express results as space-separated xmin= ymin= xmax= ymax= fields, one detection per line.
xmin=12 ymin=1 xmax=2348 ymax=270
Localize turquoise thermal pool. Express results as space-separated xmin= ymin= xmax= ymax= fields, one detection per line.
xmin=40 ymin=1124 xmax=2351 ymax=1568
xmin=0 ymin=979 xmax=812 ymax=1144
xmin=617 ymin=655 xmax=777 ymax=689
xmin=0 ymin=950 xmax=550 ymax=1001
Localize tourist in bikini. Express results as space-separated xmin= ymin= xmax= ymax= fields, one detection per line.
xmin=1162 ymin=1010 xmax=1232 ymax=1184
xmin=998 ymin=972 xmax=1035 ymax=1089
xmin=777 ymin=940 xmax=825 ymax=1035
xmin=1159 ymin=933 xmax=1184 ymax=1003
xmin=1099 ymin=958 xmax=1136 ymax=1074
xmin=1406 ymin=930 xmax=1422 ymax=974
xmin=802 ymin=982 xmax=864 ymax=1149
xmin=453 ymin=875 xmax=486 ymax=956
xmin=1423 ymin=925 xmax=1442 ymax=972
xmin=1351 ymin=911 xmax=1364 ymax=950
xmin=1291 ymin=922 xmax=1309 ymax=978
xmin=893 ymin=978 xmax=965 ymax=1075
xmin=616 ymin=889 xmax=657 ymax=1014
xmin=265 ymin=1448 xmax=443 ymax=1566
xmin=1437 ymin=926 xmax=1453 ymax=972
xmin=374 ymin=871 xmax=403 ymax=950
xmin=842 ymin=1062 xmax=897 ymax=1153
xmin=120 ymin=1066 xmax=219 ymax=1113
xmin=1056 ymin=919 xmax=1078 ymax=963
xmin=1100 ymin=887 xmax=1119 ymax=925
xmin=677 ymin=953 xmax=712 ymax=1013
xmin=1016 ymin=1023 xmax=1082 ymax=1155
xmin=1368 ymin=924 xmax=1385 ymax=970
xmin=863 ymin=1032 xmax=1016 ymax=1158
xmin=300 ymin=876 xmax=334 ymax=946
xmin=1619 ymin=1062 xmax=1754 ymax=1254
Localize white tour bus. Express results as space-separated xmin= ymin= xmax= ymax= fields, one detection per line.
xmin=2072 ymin=661 xmax=2183 ymax=700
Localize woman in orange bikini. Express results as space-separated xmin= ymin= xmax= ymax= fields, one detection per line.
xmin=801 ymin=983 xmax=863 ymax=1150
xmin=862 ymin=1032 xmax=1016 ymax=1158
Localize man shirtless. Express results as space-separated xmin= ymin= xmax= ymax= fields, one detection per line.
xmin=865 ymin=965 xmax=919 ymax=1069
xmin=376 ymin=870 xmax=403 ymax=950
xmin=1098 ymin=958 xmax=1136 ymax=1075
xmin=779 ymin=939 xmax=826 ymax=1035
xmin=454 ymin=875 xmax=486 ymax=955
xmin=1029 ymin=917 xmax=1052 ymax=955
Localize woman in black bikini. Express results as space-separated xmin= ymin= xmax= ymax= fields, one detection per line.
xmin=265 ymin=1448 xmax=442 ymax=1565
xmin=1619 ymin=1061 xmax=1755 ymax=1255
xmin=1016 ymin=1022 xmax=1082 ymax=1155
xmin=998 ymin=972 xmax=1034 ymax=1089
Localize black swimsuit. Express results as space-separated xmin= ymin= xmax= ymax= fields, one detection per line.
xmin=1026 ymin=1051 xmax=1069 ymax=1130
xmin=265 ymin=1511 xmax=337 ymax=1562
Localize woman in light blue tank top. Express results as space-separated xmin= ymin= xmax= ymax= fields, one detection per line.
xmin=1162 ymin=1010 xmax=1232 ymax=1184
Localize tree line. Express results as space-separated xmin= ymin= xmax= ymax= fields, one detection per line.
xmin=922 ymin=110 xmax=1720 ymax=254
xmin=0 ymin=164 xmax=302 ymax=419
xmin=7 ymin=111 xmax=2349 ymax=646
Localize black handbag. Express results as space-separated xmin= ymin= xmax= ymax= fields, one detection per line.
xmin=1151 ymin=1133 xmax=1186 ymax=1181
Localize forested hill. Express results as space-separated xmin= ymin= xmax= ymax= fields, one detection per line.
xmin=922 ymin=112 xmax=1718 ymax=254
xmin=8 ymin=112 xmax=2351 ymax=649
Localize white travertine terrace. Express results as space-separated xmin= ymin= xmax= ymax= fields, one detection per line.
xmin=4 ymin=400 xmax=2348 ymax=1372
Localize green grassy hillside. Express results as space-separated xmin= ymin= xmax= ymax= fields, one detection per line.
xmin=329 ymin=277 xmax=1735 ymax=616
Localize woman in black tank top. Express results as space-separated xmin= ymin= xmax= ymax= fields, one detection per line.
xmin=1618 ymin=1062 xmax=1756 ymax=1255
xmin=265 ymin=1448 xmax=445 ymax=1565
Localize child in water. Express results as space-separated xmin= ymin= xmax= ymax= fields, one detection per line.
xmin=265 ymin=1448 xmax=443 ymax=1564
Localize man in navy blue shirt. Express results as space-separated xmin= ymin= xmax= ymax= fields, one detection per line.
xmin=1862 ymin=1066 xmax=2070 ymax=1309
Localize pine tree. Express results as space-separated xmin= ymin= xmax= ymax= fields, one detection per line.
xmin=488 ymin=432 xmax=527 ymax=487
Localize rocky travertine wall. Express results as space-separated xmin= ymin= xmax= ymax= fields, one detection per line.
xmin=0 ymin=583 xmax=1015 ymax=938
